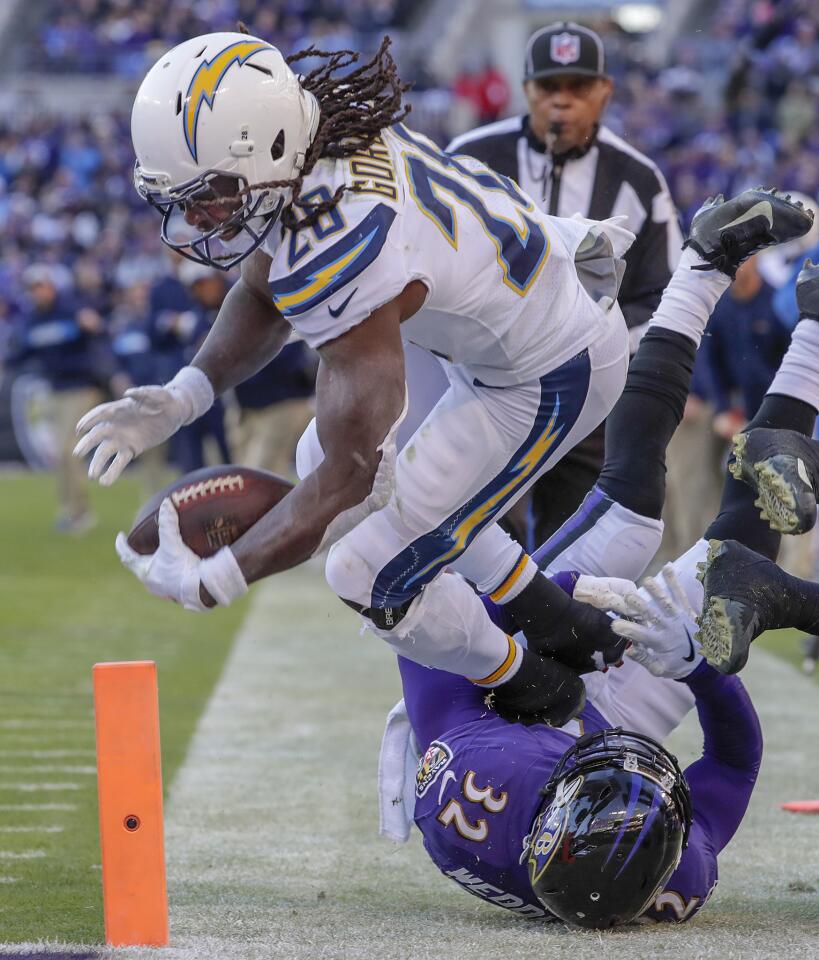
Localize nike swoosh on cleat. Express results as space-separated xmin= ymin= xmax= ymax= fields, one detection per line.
xmin=797 ymin=457 xmax=813 ymax=490
xmin=328 ymin=287 xmax=358 ymax=318
xmin=683 ymin=625 xmax=696 ymax=662
xmin=718 ymin=200 xmax=773 ymax=233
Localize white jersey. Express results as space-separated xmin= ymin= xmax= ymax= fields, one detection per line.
xmin=264 ymin=124 xmax=627 ymax=385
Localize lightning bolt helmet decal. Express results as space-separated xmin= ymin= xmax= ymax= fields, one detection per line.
xmin=183 ymin=39 xmax=269 ymax=162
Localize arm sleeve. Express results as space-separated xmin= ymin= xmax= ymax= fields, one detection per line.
xmin=398 ymin=656 xmax=487 ymax=753
xmin=644 ymin=660 xmax=761 ymax=923
xmin=617 ymin=177 xmax=682 ymax=332
xmin=680 ymin=659 xmax=762 ymax=852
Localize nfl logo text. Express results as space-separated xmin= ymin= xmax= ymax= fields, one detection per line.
xmin=551 ymin=32 xmax=581 ymax=66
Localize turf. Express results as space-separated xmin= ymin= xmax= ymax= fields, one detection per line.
xmin=1 ymin=472 xmax=817 ymax=955
xmin=0 ymin=473 xmax=246 ymax=942
xmin=756 ymin=628 xmax=818 ymax=682
xmin=96 ymin=568 xmax=816 ymax=960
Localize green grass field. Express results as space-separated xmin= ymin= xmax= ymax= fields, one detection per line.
xmin=0 ymin=471 xmax=816 ymax=957
xmin=757 ymin=627 xmax=818 ymax=679
xmin=0 ymin=473 xmax=246 ymax=942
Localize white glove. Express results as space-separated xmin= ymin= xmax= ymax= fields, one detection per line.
xmin=115 ymin=499 xmax=248 ymax=612
xmin=609 ymin=565 xmax=703 ymax=680
xmin=572 ymin=574 xmax=640 ymax=612
xmin=74 ymin=366 xmax=214 ymax=485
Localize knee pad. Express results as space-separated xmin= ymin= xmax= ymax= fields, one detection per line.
xmin=325 ymin=534 xmax=376 ymax=608
xmin=535 ymin=492 xmax=664 ymax=583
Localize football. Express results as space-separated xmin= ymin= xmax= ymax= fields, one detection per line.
xmin=127 ymin=465 xmax=293 ymax=557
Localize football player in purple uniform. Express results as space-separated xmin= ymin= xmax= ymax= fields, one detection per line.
xmin=373 ymin=259 xmax=819 ymax=927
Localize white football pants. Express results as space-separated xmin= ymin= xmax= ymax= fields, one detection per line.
xmin=299 ymin=314 xmax=629 ymax=682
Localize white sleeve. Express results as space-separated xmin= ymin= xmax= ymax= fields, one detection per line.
xmin=268 ymin=200 xmax=410 ymax=349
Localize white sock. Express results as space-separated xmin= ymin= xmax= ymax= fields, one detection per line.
xmin=767 ymin=319 xmax=819 ymax=412
xmin=452 ymin=523 xmax=529 ymax=594
xmin=368 ymin=572 xmax=523 ymax=685
xmin=487 ymin=554 xmax=538 ymax=604
xmin=663 ymin=538 xmax=709 ymax=613
xmin=648 ymin=248 xmax=732 ymax=347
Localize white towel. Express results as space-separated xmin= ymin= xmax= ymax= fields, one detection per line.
xmin=572 ymin=214 xmax=635 ymax=313
xmin=377 ymin=698 xmax=419 ymax=843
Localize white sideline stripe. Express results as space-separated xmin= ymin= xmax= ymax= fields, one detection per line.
xmin=0 ymin=750 xmax=95 ymax=758
xmin=0 ymin=765 xmax=96 ymax=775
xmin=0 ymin=850 xmax=46 ymax=859
xmin=4 ymin=783 xmax=81 ymax=792
xmin=0 ymin=826 xmax=64 ymax=834
xmin=0 ymin=719 xmax=89 ymax=728
xmin=0 ymin=803 xmax=77 ymax=811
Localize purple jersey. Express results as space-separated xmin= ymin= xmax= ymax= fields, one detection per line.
xmin=412 ymin=700 xmax=609 ymax=919
xmin=401 ymin=655 xmax=760 ymax=924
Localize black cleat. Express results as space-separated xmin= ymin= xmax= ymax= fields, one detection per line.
xmin=489 ymin=648 xmax=586 ymax=727
xmin=796 ymin=257 xmax=819 ymax=319
xmin=685 ymin=188 xmax=814 ymax=279
xmin=504 ymin=571 xmax=629 ymax=673
xmin=730 ymin=428 xmax=819 ymax=534
xmin=695 ymin=539 xmax=784 ymax=674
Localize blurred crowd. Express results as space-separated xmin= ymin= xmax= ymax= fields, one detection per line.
xmin=589 ymin=0 xmax=819 ymax=228
xmin=33 ymin=0 xmax=412 ymax=75
xmin=3 ymin=0 xmax=819 ymax=557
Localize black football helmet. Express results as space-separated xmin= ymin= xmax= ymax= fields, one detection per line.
xmin=522 ymin=728 xmax=692 ymax=928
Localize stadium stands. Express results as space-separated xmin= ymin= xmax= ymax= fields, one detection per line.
xmin=30 ymin=0 xmax=416 ymax=75
xmin=2 ymin=0 xmax=818 ymax=438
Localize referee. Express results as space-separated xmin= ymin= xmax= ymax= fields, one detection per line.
xmin=449 ymin=22 xmax=682 ymax=547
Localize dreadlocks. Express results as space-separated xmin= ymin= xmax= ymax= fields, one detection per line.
xmin=236 ymin=29 xmax=411 ymax=233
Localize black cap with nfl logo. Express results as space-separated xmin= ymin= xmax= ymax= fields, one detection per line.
xmin=524 ymin=22 xmax=607 ymax=80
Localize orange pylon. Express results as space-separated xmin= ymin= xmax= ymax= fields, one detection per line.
xmin=781 ymin=799 xmax=819 ymax=814
xmin=93 ymin=661 xmax=169 ymax=947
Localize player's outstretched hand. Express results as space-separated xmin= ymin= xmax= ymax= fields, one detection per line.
xmin=115 ymin=498 xmax=210 ymax=611
xmin=74 ymin=385 xmax=189 ymax=485
xmin=611 ymin=565 xmax=703 ymax=680
xmin=115 ymin=498 xmax=249 ymax=612
xmin=74 ymin=366 xmax=214 ymax=485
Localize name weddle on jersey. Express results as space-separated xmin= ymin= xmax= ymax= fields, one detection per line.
xmin=72 ymin=27 xmax=819 ymax=930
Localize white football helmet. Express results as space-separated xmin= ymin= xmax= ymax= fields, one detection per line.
xmin=132 ymin=32 xmax=320 ymax=269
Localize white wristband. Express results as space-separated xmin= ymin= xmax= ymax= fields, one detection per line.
xmin=180 ymin=567 xmax=210 ymax=613
xmin=167 ymin=366 xmax=215 ymax=426
xmin=199 ymin=547 xmax=249 ymax=607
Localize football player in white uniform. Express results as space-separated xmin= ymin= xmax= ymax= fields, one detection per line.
xmin=74 ymin=32 xmax=812 ymax=724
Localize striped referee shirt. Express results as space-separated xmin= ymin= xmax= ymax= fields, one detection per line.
xmin=448 ymin=116 xmax=682 ymax=342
